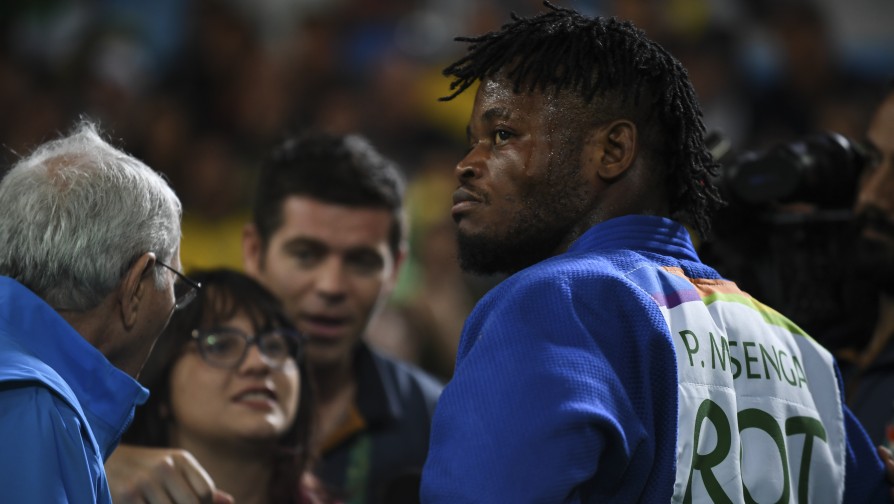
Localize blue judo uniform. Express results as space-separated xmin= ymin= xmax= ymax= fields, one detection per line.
xmin=422 ymin=215 xmax=888 ymax=503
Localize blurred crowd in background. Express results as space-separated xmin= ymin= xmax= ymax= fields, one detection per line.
xmin=2 ymin=0 xmax=893 ymax=381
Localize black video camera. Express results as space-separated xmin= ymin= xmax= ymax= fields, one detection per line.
xmin=709 ymin=131 xmax=869 ymax=210
xmin=702 ymin=131 xmax=877 ymax=347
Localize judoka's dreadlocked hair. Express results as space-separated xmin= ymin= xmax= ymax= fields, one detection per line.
xmin=441 ymin=1 xmax=724 ymax=239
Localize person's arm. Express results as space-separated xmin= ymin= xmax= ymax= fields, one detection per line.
xmin=878 ymin=445 xmax=894 ymax=500
xmin=841 ymin=396 xmax=890 ymax=502
xmin=422 ymin=273 xmax=675 ymax=502
xmin=106 ymin=445 xmax=234 ymax=504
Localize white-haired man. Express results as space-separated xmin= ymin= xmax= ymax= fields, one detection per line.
xmin=0 ymin=121 xmax=190 ymax=502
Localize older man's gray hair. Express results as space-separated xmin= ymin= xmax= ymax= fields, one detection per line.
xmin=0 ymin=121 xmax=182 ymax=311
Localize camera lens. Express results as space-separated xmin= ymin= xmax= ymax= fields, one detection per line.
xmin=717 ymin=132 xmax=868 ymax=208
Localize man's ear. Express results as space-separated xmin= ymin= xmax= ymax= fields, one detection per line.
xmin=381 ymin=245 xmax=407 ymax=295
xmin=120 ymin=252 xmax=157 ymax=329
xmin=584 ymin=119 xmax=638 ymax=182
xmin=242 ymin=223 xmax=263 ymax=276
xmin=391 ymin=244 xmax=408 ymax=283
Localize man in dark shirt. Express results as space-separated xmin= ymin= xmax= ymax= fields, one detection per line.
xmin=839 ymin=84 xmax=894 ymax=449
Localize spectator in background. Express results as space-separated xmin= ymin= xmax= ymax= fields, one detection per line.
xmin=420 ymin=4 xmax=889 ymax=502
xmin=120 ymin=269 xmax=335 ymax=503
xmin=176 ymin=135 xmax=253 ymax=273
xmin=669 ymin=26 xmax=753 ymax=151
xmin=108 ymin=131 xmax=442 ymax=504
xmin=0 ymin=121 xmax=185 ymax=502
xmin=748 ymin=0 xmax=874 ymax=148
xmin=241 ymin=132 xmax=442 ymax=504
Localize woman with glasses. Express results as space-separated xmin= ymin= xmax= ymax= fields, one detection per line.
xmin=122 ymin=268 xmax=335 ymax=504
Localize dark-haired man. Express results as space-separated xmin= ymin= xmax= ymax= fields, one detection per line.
xmin=420 ymin=3 xmax=889 ymax=502
xmin=840 ymin=84 xmax=894 ymax=449
xmin=242 ymin=132 xmax=442 ymax=504
xmin=107 ymin=132 xmax=442 ymax=504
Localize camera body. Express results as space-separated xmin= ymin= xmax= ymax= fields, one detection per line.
xmin=703 ymin=131 xmax=877 ymax=348
xmin=711 ymin=131 xmax=868 ymax=209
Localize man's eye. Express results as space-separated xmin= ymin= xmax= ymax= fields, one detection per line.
xmin=494 ymin=130 xmax=512 ymax=145
xmin=291 ymin=248 xmax=320 ymax=265
xmin=349 ymin=255 xmax=384 ymax=274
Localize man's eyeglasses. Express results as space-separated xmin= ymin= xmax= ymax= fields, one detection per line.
xmin=191 ymin=327 xmax=304 ymax=369
xmin=156 ymin=260 xmax=201 ymax=310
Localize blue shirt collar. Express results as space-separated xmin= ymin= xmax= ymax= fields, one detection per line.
xmin=0 ymin=276 xmax=149 ymax=457
xmin=566 ymin=215 xmax=701 ymax=262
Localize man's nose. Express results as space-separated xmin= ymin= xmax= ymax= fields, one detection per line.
xmin=315 ymin=257 xmax=348 ymax=300
xmin=456 ymin=145 xmax=485 ymax=182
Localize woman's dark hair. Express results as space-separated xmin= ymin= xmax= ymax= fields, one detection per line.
xmin=124 ymin=268 xmax=314 ymax=503
xmin=440 ymin=1 xmax=725 ymax=238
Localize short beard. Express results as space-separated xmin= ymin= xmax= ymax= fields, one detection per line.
xmin=456 ymin=219 xmax=572 ymax=275
xmin=456 ymin=163 xmax=592 ymax=276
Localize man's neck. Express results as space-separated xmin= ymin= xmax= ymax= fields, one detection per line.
xmin=312 ymin=365 xmax=358 ymax=455
xmin=58 ymin=299 xmax=132 ymax=373
xmin=312 ymin=357 xmax=356 ymax=403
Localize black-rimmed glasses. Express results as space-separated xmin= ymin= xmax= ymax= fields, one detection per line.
xmin=156 ymin=260 xmax=201 ymax=310
xmin=191 ymin=327 xmax=304 ymax=369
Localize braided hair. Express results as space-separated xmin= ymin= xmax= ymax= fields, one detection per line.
xmin=441 ymin=1 xmax=724 ymax=238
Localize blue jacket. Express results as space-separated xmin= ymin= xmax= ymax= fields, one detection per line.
xmin=0 ymin=276 xmax=149 ymax=503
xmin=421 ymin=215 xmax=888 ymax=503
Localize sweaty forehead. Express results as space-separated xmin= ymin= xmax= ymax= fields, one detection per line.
xmin=478 ymin=78 xmax=518 ymax=104
xmin=475 ymin=78 xmax=565 ymax=121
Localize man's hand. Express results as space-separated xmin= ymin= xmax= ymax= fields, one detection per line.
xmin=879 ymin=445 xmax=894 ymax=500
xmin=106 ymin=445 xmax=234 ymax=504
